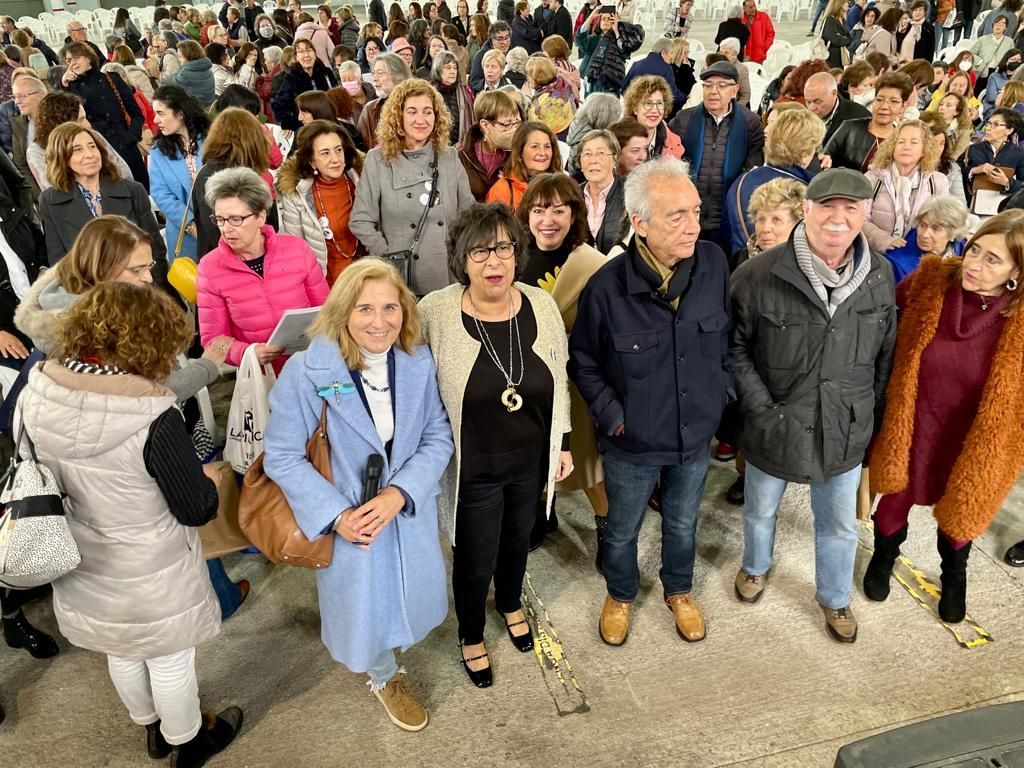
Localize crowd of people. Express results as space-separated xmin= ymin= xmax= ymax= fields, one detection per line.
xmin=2 ymin=0 xmax=1024 ymax=763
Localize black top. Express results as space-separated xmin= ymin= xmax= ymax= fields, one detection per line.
xmin=521 ymin=240 xmax=573 ymax=289
xmin=243 ymin=255 xmax=265 ymax=276
xmin=460 ymin=294 xmax=553 ymax=479
xmin=143 ymin=408 xmax=219 ymax=526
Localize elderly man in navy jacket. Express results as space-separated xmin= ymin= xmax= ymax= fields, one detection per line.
xmin=621 ymin=37 xmax=685 ymax=106
xmin=570 ymin=157 xmax=733 ymax=648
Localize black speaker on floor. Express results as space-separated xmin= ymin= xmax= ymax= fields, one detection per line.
xmin=834 ymin=701 xmax=1024 ymax=768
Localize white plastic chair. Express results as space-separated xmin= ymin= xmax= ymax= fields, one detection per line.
xmin=775 ymin=0 xmax=798 ymax=22
xmin=748 ymin=72 xmax=769 ymax=113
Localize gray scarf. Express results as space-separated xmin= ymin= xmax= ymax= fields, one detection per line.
xmin=792 ymin=222 xmax=872 ymax=317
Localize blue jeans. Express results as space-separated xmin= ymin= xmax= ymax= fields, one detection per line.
xmin=602 ymin=451 xmax=711 ymax=603
xmin=935 ymin=21 xmax=949 ymax=51
xmin=810 ymin=0 xmax=827 ymax=32
xmin=206 ymin=558 xmax=243 ymax=619
xmin=742 ymin=463 xmax=861 ymax=609
xmin=367 ymin=648 xmax=399 ymax=692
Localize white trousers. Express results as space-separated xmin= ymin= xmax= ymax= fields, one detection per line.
xmin=106 ymin=647 xmax=202 ymax=745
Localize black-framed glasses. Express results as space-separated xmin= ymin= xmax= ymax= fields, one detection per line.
xmin=210 ymin=212 xmax=258 ymax=228
xmin=467 ymin=241 xmax=516 ymax=262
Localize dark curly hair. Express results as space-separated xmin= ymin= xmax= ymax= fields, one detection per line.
xmin=152 ymin=85 xmax=211 ymax=158
xmin=447 ymin=202 xmax=527 ymax=286
xmin=52 ymin=282 xmax=193 ymax=381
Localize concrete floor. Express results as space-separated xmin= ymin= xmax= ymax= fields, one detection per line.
xmin=4 ymin=14 xmax=1024 ymax=768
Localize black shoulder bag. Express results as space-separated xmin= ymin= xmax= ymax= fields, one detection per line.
xmin=384 ymin=157 xmax=439 ymax=288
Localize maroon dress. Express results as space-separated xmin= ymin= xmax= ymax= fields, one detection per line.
xmin=904 ymin=287 xmax=1010 ymax=504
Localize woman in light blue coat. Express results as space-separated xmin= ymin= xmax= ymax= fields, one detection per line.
xmin=148 ymin=85 xmax=210 ymax=261
xmin=263 ymin=258 xmax=453 ymax=733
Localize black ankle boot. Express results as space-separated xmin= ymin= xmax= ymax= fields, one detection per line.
xmin=146 ymin=721 xmax=171 ymax=759
xmin=594 ymin=515 xmax=608 ymax=575
xmin=2 ymin=610 xmax=59 ymax=659
xmin=170 ymin=707 xmax=243 ymax=768
xmin=863 ymin=524 xmax=908 ymax=601
xmin=937 ymin=537 xmax=972 ymax=623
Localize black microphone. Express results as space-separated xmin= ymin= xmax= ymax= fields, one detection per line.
xmin=362 ymin=453 xmax=384 ymax=505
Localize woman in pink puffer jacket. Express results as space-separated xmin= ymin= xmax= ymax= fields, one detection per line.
xmin=197 ymin=168 xmax=329 ymax=372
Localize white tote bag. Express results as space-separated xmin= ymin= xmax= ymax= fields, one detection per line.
xmin=224 ymin=345 xmax=276 ymax=473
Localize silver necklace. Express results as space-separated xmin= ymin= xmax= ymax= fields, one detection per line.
xmin=468 ymin=291 xmax=524 ymax=412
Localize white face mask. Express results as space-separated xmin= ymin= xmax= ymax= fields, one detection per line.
xmin=852 ymin=87 xmax=875 ymax=106
xmin=259 ymin=26 xmax=274 ymax=38
xmin=959 ymin=60 xmax=972 ymax=71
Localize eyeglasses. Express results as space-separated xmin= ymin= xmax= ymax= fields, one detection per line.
xmin=580 ymin=149 xmax=613 ymax=160
xmin=124 ymin=261 xmax=155 ymax=277
xmin=210 ymin=212 xmax=258 ymax=228
xmin=702 ymin=82 xmax=736 ymax=91
xmin=987 ymin=121 xmax=1009 ymax=128
xmin=467 ymin=241 xmax=516 ymax=262
xmin=493 ymin=34 xmax=510 ymax=42
xmin=873 ymin=96 xmax=904 ymax=106
xmin=488 ymin=117 xmax=521 ymax=130
xmin=641 ymin=100 xmax=666 ymax=112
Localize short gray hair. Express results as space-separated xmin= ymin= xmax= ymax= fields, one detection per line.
xmin=719 ymin=36 xmax=741 ymax=54
xmin=575 ymin=92 xmax=623 ymax=131
xmin=914 ymin=194 xmax=969 ymax=236
xmin=624 ymin=158 xmax=693 ymax=222
xmin=339 ymin=60 xmax=362 ymax=79
xmin=262 ymin=45 xmax=283 ymax=66
xmin=13 ymin=75 xmax=45 ymax=94
xmin=204 ymin=167 xmax=272 ymax=213
xmin=726 ymin=3 xmax=743 ymax=17
xmin=651 ymin=37 xmax=674 ymax=55
xmin=373 ymin=52 xmax=412 ymax=84
xmin=505 ymin=46 xmax=528 ymax=74
xmin=575 ymin=129 xmax=620 ymax=165
xmin=430 ymin=50 xmax=460 ymax=81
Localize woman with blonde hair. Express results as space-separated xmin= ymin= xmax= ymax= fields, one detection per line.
xmin=820 ymin=0 xmax=852 ymax=69
xmin=930 ymin=90 xmax=973 ymax=161
xmin=867 ymin=210 xmax=1024 ymax=623
xmin=479 ymin=48 xmax=509 ymax=91
xmin=264 ymin=258 xmax=453 ymax=730
xmin=37 ymin=125 xmax=163 ymax=268
xmin=277 ymin=120 xmax=364 ymax=283
xmin=110 ymin=44 xmax=156 ymax=99
xmin=918 ymin=111 xmax=968 ymax=204
xmin=863 ymin=119 xmax=950 ymax=254
xmin=350 ymin=78 xmax=474 ymax=296
xmin=16 ymin=281 xmax=243 ymax=766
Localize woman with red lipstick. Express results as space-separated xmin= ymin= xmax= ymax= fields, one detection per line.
xmin=623 ymin=75 xmax=682 ymax=161
xmin=867 ymin=209 xmax=1024 ymax=624
xmin=419 ymin=203 xmax=573 ymax=688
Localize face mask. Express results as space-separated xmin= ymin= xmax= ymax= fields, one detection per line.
xmin=342 ymin=79 xmax=361 ymax=95
xmin=259 ymin=26 xmax=273 ymax=37
xmin=852 ymin=87 xmax=875 ymax=106
xmin=1008 ymin=60 xmax=1021 ymax=72
xmin=959 ymin=60 xmax=972 ymax=71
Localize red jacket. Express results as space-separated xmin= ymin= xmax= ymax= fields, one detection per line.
xmin=744 ymin=11 xmax=775 ymax=64
xmin=196 ymin=226 xmax=329 ymax=370
xmin=134 ymin=90 xmax=157 ymax=135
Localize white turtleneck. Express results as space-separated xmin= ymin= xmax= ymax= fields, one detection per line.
xmin=360 ymin=347 xmax=394 ymax=445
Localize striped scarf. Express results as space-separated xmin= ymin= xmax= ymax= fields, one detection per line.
xmin=791 ymin=222 xmax=872 ymax=317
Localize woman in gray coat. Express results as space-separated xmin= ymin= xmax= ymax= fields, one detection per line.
xmin=350 ymin=78 xmax=475 ymax=296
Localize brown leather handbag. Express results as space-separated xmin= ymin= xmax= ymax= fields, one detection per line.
xmin=238 ymin=401 xmax=334 ymax=569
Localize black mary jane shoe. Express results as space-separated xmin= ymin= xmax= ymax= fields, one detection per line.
xmin=501 ymin=612 xmax=535 ymax=653
xmin=1005 ymin=540 xmax=1024 ymax=567
xmin=459 ymin=642 xmax=493 ymax=688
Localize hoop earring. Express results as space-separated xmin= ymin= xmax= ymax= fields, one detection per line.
xmin=1008 ymin=278 xmax=1019 ymax=292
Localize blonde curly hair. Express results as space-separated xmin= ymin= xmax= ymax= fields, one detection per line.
xmin=52 ymin=282 xmax=193 ymax=381
xmin=623 ymin=75 xmax=674 ymax=123
xmin=870 ymin=119 xmax=939 ymax=174
xmin=376 ymin=78 xmax=452 ymax=162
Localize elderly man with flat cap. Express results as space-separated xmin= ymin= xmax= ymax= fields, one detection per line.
xmin=729 ymin=168 xmax=896 ymax=643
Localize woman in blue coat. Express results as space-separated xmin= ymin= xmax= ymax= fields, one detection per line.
xmin=148 ymin=86 xmax=211 ymax=261
xmin=263 ymin=258 xmax=453 ymax=733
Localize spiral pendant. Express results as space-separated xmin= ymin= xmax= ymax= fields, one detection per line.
xmin=501 ymin=386 xmax=523 ymax=413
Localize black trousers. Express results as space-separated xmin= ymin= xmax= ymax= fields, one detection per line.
xmin=452 ymin=456 xmax=545 ymax=644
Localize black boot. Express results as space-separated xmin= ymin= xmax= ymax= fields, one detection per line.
xmin=937 ymin=537 xmax=972 ymax=624
xmin=594 ymin=515 xmax=608 ymax=575
xmin=146 ymin=721 xmax=171 ymax=760
xmin=170 ymin=707 xmax=243 ymax=768
xmin=3 ymin=609 xmax=59 ymax=659
xmin=863 ymin=524 xmax=908 ymax=602
xmin=1005 ymin=539 xmax=1024 ymax=567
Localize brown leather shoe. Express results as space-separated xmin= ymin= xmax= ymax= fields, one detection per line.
xmin=821 ymin=605 xmax=858 ymax=643
xmin=734 ymin=568 xmax=765 ymax=603
xmin=665 ymin=593 xmax=706 ymax=642
xmin=599 ymin=595 xmax=631 ymax=646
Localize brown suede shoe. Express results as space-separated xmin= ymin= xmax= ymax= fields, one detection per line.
xmin=734 ymin=568 xmax=766 ymax=603
xmin=599 ymin=595 xmax=631 ymax=646
xmin=821 ymin=605 xmax=858 ymax=643
xmin=665 ymin=593 xmax=706 ymax=642
xmin=373 ymin=674 xmax=428 ymax=732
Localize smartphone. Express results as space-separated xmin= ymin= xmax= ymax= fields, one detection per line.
xmin=600 ymin=4 xmax=615 ymax=12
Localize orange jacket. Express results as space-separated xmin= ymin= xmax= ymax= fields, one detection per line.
xmin=485 ymin=174 xmax=528 ymax=211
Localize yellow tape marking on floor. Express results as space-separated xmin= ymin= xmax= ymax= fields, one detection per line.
xmin=522 ymin=571 xmax=589 ymax=715
xmin=860 ymin=523 xmax=993 ymax=649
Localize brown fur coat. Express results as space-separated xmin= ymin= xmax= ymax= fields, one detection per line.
xmin=869 ymin=256 xmax=1024 ymax=540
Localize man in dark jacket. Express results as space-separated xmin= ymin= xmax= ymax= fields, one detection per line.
xmin=729 ymin=169 xmax=896 ymax=644
xmin=498 ymin=0 xmax=516 ymax=22
xmin=541 ymin=0 xmax=574 ymax=47
xmin=668 ymin=61 xmax=764 ymax=248
xmin=469 ymin=22 xmax=511 ymax=93
xmin=570 ymin=158 xmax=733 ymax=648
xmin=369 ymin=0 xmax=388 ymax=29
xmin=65 ymin=20 xmax=106 ymax=63
xmin=804 ymin=71 xmax=870 ymax=146
xmin=621 ymin=37 xmax=685 ymax=106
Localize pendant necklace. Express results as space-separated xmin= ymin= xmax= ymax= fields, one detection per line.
xmin=468 ymin=291 xmax=524 ymax=412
